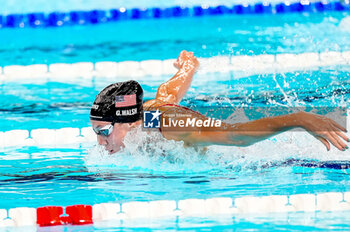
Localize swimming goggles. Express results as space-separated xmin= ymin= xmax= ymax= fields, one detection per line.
xmin=93 ymin=124 xmax=114 ymax=137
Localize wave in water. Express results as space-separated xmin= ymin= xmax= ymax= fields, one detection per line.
xmin=84 ymin=126 xmax=350 ymax=174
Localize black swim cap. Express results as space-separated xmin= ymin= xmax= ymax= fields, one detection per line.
xmin=90 ymin=80 xmax=143 ymax=123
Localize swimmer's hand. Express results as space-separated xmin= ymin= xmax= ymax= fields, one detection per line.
xmin=298 ymin=111 xmax=349 ymax=151
xmin=174 ymin=50 xmax=200 ymax=72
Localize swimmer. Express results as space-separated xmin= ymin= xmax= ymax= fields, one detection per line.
xmin=90 ymin=50 xmax=349 ymax=154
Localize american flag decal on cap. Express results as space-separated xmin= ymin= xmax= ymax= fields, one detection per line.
xmin=115 ymin=94 xmax=137 ymax=107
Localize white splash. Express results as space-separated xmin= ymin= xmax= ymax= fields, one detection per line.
xmin=85 ymin=127 xmax=225 ymax=174
xmin=84 ymin=124 xmax=350 ymax=174
xmin=339 ymin=17 xmax=350 ymax=32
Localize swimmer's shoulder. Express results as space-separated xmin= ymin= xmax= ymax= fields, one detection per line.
xmin=143 ymin=99 xmax=160 ymax=109
xmin=143 ymin=99 xmax=179 ymax=111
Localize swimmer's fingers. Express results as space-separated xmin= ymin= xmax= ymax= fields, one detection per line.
xmin=333 ymin=126 xmax=350 ymax=142
xmin=174 ymin=50 xmax=190 ymax=69
xmin=330 ymin=119 xmax=347 ymax=132
xmin=322 ymin=131 xmax=343 ymax=151
xmin=179 ymin=50 xmax=187 ymax=57
xmin=330 ymin=131 xmax=347 ymax=150
xmin=173 ymin=60 xmax=180 ymax=69
xmin=316 ymin=135 xmax=330 ymax=151
xmin=174 ymin=52 xmax=183 ymax=69
xmin=174 ymin=51 xmax=199 ymax=70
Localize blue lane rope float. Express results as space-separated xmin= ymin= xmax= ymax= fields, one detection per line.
xmin=0 ymin=1 xmax=349 ymax=29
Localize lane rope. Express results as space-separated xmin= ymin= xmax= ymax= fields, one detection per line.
xmin=0 ymin=1 xmax=349 ymax=29
xmin=0 ymin=192 xmax=350 ymax=227
xmin=0 ymin=127 xmax=95 ymax=148
xmin=1 ymin=51 xmax=350 ymax=82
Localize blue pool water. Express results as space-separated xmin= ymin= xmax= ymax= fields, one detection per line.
xmin=1 ymin=6 xmax=350 ymax=232
xmin=1 ymin=67 xmax=349 ymax=130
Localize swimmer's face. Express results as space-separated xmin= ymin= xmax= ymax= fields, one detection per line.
xmin=91 ymin=120 xmax=133 ymax=154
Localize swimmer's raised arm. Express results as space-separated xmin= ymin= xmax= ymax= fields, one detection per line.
xmin=162 ymin=111 xmax=349 ymax=151
xmin=155 ymin=50 xmax=199 ymax=104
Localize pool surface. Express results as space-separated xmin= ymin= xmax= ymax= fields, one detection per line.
xmin=0 ymin=12 xmax=350 ymax=65
xmin=1 ymin=1 xmax=350 ymax=231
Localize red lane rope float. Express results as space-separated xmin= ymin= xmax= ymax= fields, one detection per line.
xmin=36 ymin=205 xmax=92 ymax=227
xmin=66 ymin=205 xmax=93 ymax=225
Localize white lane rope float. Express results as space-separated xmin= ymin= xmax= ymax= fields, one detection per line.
xmin=0 ymin=51 xmax=349 ymax=82
xmin=0 ymin=127 xmax=95 ymax=148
